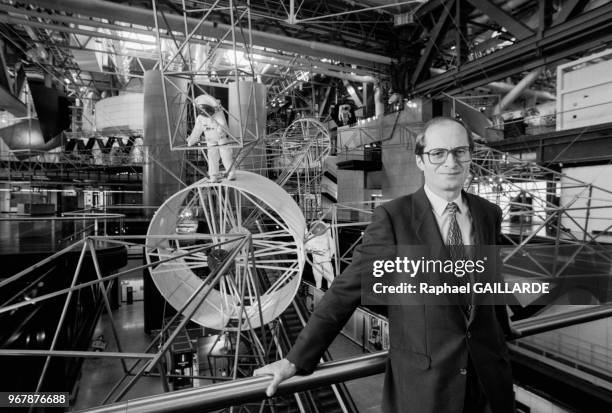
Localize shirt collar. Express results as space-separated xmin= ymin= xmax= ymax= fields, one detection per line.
xmin=423 ymin=185 xmax=467 ymax=216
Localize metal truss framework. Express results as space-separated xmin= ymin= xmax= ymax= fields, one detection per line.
xmin=470 ymin=145 xmax=612 ymax=283
xmin=152 ymin=0 xmax=253 ymax=155
xmin=0 ymin=234 xmax=280 ymax=406
xmin=0 ymin=0 xmax=391 ymax=123
xmin=404 ymin=0 xmax=612 ymax=97
xmin=279 ymin=118 xmax=331 ymax=222
xmin=0 ymin=161 xmax=327 ymax=410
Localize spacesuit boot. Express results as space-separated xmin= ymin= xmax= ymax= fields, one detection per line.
xmin=207 ymin=145 xmax=221 ymax=183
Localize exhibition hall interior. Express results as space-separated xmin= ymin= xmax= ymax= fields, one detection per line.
xmin=1 ymin=0 xmax=612 ymax=411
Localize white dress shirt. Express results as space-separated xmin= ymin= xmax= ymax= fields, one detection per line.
xmin=424 ymin=185 xmax=474 ymax=245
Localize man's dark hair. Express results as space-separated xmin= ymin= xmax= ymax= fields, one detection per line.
xmin=414 ymin=116 xmax=474 ymax=156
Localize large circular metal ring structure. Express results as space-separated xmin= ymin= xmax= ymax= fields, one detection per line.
xmin=281 ymin=118 xmax=331 ymax=167
xmin=145 ymin=171 xmax=306 ymax=330
xmin=280 ymin=118 xmax=332 ymax=222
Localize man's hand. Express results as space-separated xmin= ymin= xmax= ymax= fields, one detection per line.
xmin=253 ymin=358 xmax=297 ymax=397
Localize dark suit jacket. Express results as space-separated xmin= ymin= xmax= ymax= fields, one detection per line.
xmin=287 ymin=187 xmax=514 ymax=413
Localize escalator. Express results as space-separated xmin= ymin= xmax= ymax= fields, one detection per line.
xmin=251 ymin=266 xmax=357 ymax=413
xmin=286 ymin=297 xmax=358 ymax=413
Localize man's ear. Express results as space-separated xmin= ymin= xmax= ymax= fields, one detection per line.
xmin=415 ymin=154 xmax=424 ymax=171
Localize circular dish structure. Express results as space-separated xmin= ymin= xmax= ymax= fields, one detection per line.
xmin=146 ymin=171 xmax=306 ymax=330
xmin=281 ymin=118 xmax=331 ymax=168
xmin=280 ymin=118 xmax=332 ymax=222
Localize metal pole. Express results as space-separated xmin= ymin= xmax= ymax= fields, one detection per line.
xmin=106 ymin=237 xmax=246 ymax=403
xmin=289 ymin=0 xmax=295 ymax=24
xmin=0 ymin=239 xmax=85 ymax=289
xmin=35 ymin=241 xmax=89 ymax=393
xmin=162 ymin=0 xmax=220 ymax=73
xmin=144 ymin=235 xmax=250 ymax=372
xmin=150 ymin=0 xmax=174 ymax=149
xmin=229 ymin=0 xmax=244 ymax=141
xmin=0 ymin=242 xmax=217 ymax=315
xmin=583 ymin=184 xmax=593 ymax=241
xmin=0 ymin=350 xmax=155 ymax=359
xmin=87 ymin=239 xmax=129 ymax=372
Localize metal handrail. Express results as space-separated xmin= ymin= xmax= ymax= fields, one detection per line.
xmin=77 ymin=353 xmax=384 ymax=413
xmin=74 ymin=303 xmax=612 ymax=413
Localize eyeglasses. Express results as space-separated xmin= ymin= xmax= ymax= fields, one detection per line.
xmin=421 ymin=146 xmax=472 ymax=164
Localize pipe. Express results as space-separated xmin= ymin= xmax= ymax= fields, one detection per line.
xmin=74 ymin=303 xmax=612 ymax=413
xmin=26 ymin=0 xmax=392 ymax=66
xmin=343 ymin=79 xmax=363 ymax=107
xmin=429 ymin=67 xmax=554 ymax=103
xmin=486 ymin=81 xmax=555 ymax=101
xmin=493 ymin=67 xmax=543 ymax=114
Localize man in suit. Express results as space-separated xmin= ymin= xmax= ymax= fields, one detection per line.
xmin=254 ymin=117 xmax=515 ymax=413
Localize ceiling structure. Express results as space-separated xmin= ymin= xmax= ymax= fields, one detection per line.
xmin=0 ymin=0 xmax=610 ymax=118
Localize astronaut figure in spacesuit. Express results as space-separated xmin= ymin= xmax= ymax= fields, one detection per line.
xmin=187 ymin=94 xmax=235 ymax=182
xmin=304 ymin=221 xmax=335 ymax=289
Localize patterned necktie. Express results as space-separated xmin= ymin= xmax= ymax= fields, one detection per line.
xmin=446 ymin=202 xmax=463 ymax=255
xmin=446 ymin=202 xmax=471 ymax=317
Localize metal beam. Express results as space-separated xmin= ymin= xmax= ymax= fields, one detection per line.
xmin=414 ymin=0 xmax=446 ymax=19
xmin=466 ymin=0 xmax=535 ymax=40
xmin=553 ymin=0 xmax=590 ymax=25
xmin=411 ymin=0 xmax=455 ymax=85
xmin=0 ymin=5 xmax=383 ymax=83
xmin=538 ymin=0 xmax=553 ymax=37
xmin=412 ymin=3 xmax=612 ymax=96
xmin=294 ymin=1 xmax=424 ymax=24
xmin=455 ymin=0 xmax=471 ymax=68
xmin=24 ymin=0 xmax=392 ymax=67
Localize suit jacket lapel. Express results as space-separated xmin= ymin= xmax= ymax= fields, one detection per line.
xmin=412 ymin=187 xmax=444 ymax=252
xmin=463 ymin=191 xmax=489 ymax=324
xmin=463 ymin=191 xmax=486 ymax=245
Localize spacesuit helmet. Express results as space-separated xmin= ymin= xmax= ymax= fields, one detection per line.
xmin=310 ymin=221 xmax=329 ymax=236
xmin=194 ymin=94 xmax=220 ymax=117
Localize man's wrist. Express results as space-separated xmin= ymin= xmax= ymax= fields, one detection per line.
xmin=285 ymin=358 xmax=299 ymax=374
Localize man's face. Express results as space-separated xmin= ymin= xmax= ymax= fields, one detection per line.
xmin=415 ymin=121 xmax=471 ymax=194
